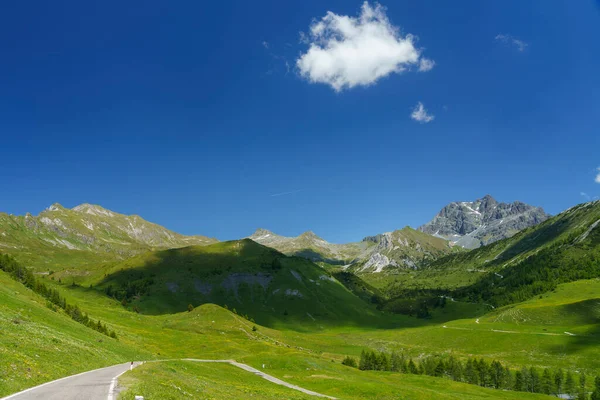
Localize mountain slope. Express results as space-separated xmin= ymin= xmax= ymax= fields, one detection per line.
xmin=419 ymin=194 xmax=549 ymax=249
xmin=248 ymin=228 xmax=368 ymax=265
xmin=98 ymin=239 xmax=384 ymax=328
xmin=0 ymin=203 xmax=217 ymax=270
xmin=248 ymin=227 xmax=457 ymax=273
xmin=387 ymin=200 xmax=600 ymax=306
xmin=0 ymin=268 xmax=148 ymax=397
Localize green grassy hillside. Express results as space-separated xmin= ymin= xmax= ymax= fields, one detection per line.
xmin=118 ymin=360 xmax=552 ymax=400
xmin=0 ymin=269 xmax=150 ymax=397
xmin=97 ymin=239 xmax=386 ymax=329
xmin=382 ymin=201 xmax=600 ymax=305
xmin=0 ymin=203 xmax=216 ymax=271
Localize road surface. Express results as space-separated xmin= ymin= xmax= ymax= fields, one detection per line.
xmin=1 ymin=362 xmax=140 ymax=400
xmin=2 ymin=360 xmax=336 ymax=400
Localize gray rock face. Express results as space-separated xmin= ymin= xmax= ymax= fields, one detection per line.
xmin=419 ymin=195 xmax=549 ymax=249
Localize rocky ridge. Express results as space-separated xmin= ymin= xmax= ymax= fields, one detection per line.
xmin=418 ymin=195 xmax=549 ymax=249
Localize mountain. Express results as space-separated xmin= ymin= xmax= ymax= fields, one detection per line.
xmin=0 ymin=203 xmax=217 ymax=269
xmin=418 ymin=194 xmax=549 ymax=249
xmin=249 ymin=227 xmax=457 ymax=273
xmin=98 ymin=239 xmax=382 ymax=327
xmin=248 ymin=228 xmax=368 ymax=265
xmin=387 ymin=200 xmax=600 ymax=306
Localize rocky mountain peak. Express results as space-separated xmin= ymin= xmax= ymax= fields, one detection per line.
xmin=72 ymin=203 xmax=116 ymax=217
xmin=299 ymin=231 xmax=322 ymax=241
xmin=419 ymin=195 xmax=549 ymax=249
xmin=46 ymin=203 xmax=65 ymax=212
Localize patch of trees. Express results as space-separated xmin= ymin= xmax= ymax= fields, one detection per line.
xmin=332 ymin=271 xmax=386 ymax=306
xmin=455 ymin=237 xmax=600 ymax=307
xmin=0 ymin=253 xmax=117 ymax=339
xmin=378 ymin=287 xmax=451 ymax=318
xmin=350 ymin=349 xmax=596 ymax=398
xmin=105 ymin=276 xmax=155 ymax=303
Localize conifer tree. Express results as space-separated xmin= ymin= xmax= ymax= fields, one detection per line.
xmin=555 ymin=369 xmax=564 ymax=396
xmin=566 ymin=371 xmax=576 ymax=398
xmin=541 ymin=369 xmax=552 ymax=395
xmin=579 ymin=373 xmax=587 ymax=400
xmin=591 ymin=376 xmax=600 ymax=400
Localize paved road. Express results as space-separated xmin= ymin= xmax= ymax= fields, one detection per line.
xmin=1 ymin=362 xmax=140 ymax=400
xmin=183 ymin=359 xmax=337 ymax=399
xmin=2 ymin=360 xmax=336 ymax=400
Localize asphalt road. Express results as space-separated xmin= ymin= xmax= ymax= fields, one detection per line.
xmin=1 ymin=362 xmax=140 ymax=400
xmin=3 ymin=359 xmax=336 ymax=400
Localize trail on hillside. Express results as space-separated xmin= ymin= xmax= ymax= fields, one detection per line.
xmin=182 ymin=359 xmax=337 ymax=399
xmin=442 ymin=324 xmax=572 ymax=337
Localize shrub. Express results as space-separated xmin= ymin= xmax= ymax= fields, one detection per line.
xmin=342 ymin=356 xmax=357 ymax=368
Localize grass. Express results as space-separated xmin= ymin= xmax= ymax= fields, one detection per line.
xmin=91 ymin=239 xmax=394 ymax=330
xmin=2 ymin=268 xmax=590 ymax=399
xmin=118 ymin=361 xmax=313 ymax=400
xmin=2 ymin=230 xmax=599 ymax=398
xmin=118 ymin=360 xmax=552 ymax=400
xmin=0 ymin=270 xmax=150 ymax=397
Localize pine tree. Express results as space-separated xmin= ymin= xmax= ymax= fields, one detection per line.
xmin=490 ymin=361 xmax=504 ymax=389
xmin=407 ymin=359 xmax=418 ymax=374
xmin=566 ymin=371 xmax=576 ymax=398
xmin=434 ymin=361 xmax=445 ymax=377
xmin=555 ymin=369 xmax=564 ymax=396
xmin=579 ymin=373 xmax=587 ymax=400
xmin=359 ymin=350 xmax=367 ymax=370
xmin=514 ymin=370 xmax=524 ymax=392
xmin=521 ymin=367 xmax=532 ymax=393
xmin=390 ymin=352 xmax=401 ymax=372
xmin=541 ymin=369 xmax=552 ymax=395
xmin=530 ymin=367 xmax=541 ymax=393
xmin=448 ymin=356 xmax=463 ymax=382
xmin=465 ymin=359 xmax=478 ymax=385
xmin=476 ymin=359 xmax=489 ymax=387
xmin=591 ymin=376 xmax=600 ymax=400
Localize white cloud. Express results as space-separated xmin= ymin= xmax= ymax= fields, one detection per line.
xmin=296 ymin=2 xmax=433 ymax=91
xmin=262 ymin=41 xmax=269 ymax=49
xmin=411 ymin=102 xmax=434 ymax=123
xmin=418 ymin=58 xmax=435 ymax=72
xmin=495 ymin=34 xmax=528 ymax=52
xmin=596 ymin=167 xmax=600 ymax=184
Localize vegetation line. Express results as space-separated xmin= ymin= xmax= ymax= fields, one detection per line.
xmin=0 ymin=253 xmax=118 ymax=339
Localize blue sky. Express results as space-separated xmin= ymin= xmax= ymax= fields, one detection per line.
xmin=1 ymin=0 xmax=599 ymax=243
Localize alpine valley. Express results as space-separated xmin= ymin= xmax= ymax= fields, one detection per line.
xmin=2 ymin=195 xmax=600 ymax=400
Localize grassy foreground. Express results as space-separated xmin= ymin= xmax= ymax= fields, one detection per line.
xmin=0 ymin=270 xmax=150 ymax=397
xmin=118 ymin=360 xmax=552 ymax=400
xmin=2 ymin=260 xmax=598 ymax=398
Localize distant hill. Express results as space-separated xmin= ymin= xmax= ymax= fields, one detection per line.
xmin=419 ymin=194 xmax=549 ymax=249
xmin=248 ymin=227 xmax=457 ymax=274
xmin=0 ymin=203 xmax=217 ymax=269
xmin=98 ymin=239 xmax=383 ymax=328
